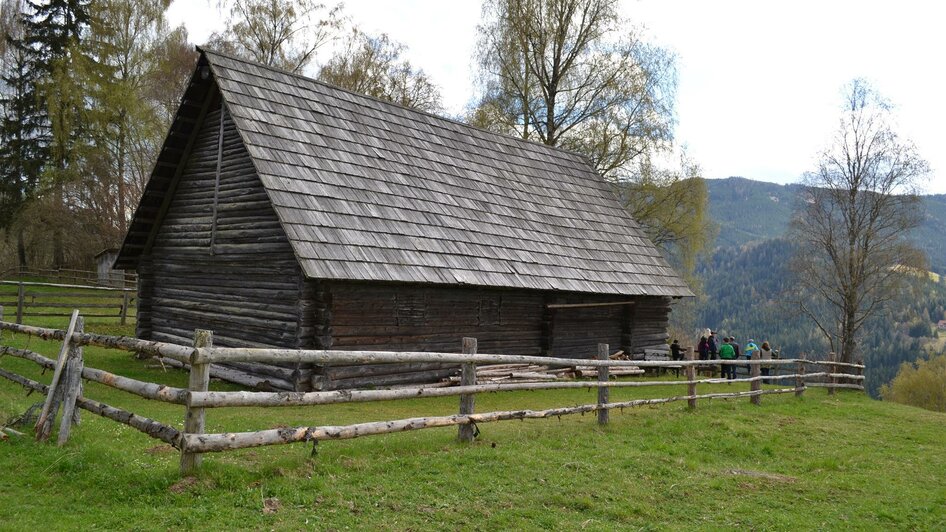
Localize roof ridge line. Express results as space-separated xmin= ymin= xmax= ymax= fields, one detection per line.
xmin=196 ymin=46 xmax=603 ymax=169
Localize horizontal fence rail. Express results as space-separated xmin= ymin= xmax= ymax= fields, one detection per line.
xmin=0 ymin=282 xmax=136 ymax=324
xmin=0 ymin=312 xmax=866 ymax=475
xmin=2 ymin=267 xmax=137 ymax=288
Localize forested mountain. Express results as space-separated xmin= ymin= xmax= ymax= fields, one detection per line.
xmin=683 ymin=178 xmax=946 ymax=396
xmin=706 ymin=177 xmax=946 ymax=274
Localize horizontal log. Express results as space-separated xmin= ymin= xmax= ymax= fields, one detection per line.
xmin=546 ymin=301 xmax=636 ymax=309
xmin=0 ymin=321 xmax=193 ymax=362
xmin=0 ymin=367 xmax=181 ymax=447
xmin=0 ymin=345 xmax=188 ymax=404
xmin=196 ymin=347 xmax=823 ymax=369
xmin=806 ymin=383 xmax=866 ymax=390
xmin=0 ymin=280 xmax=131 ymax=292
xmin=181 ymin=387 xmax=800 ymax=453
xmin=21 ymin=312 xmax=124 ymax=318
xmin=23 ymin=292 xmax=127 ymax=299
xmin=321 ymin=362 xmax=459 ymax=380
xmin=326 ymin=368 xmax=459 ymax=390
xmin=22 ymin=302 xmax=124 ymax=309
xmin=806 ymin=360 xmax=867 ymax=369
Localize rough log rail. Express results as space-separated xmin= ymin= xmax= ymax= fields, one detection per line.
xmin=193 ymin=346 xmax=843 ymax=369
xmin=0 ymin=281 xmax=136 ymax=324
xmin=183 ymin=387 xmax=800 ymax=453
xmin=0 ymin=320 xmax=193 ymax=363
xmin=0 ymin=314 xmax=867 ymax=475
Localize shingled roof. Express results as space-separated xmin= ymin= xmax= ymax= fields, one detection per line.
xmin=117 ymin=49 xmax=692 ymax=297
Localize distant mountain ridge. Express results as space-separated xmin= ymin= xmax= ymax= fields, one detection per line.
xmin=705 ymin=177 xmax=946 ymax=273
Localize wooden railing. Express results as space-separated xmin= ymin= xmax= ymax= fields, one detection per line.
xmin=0 ymin=311 xmax=866 ymax=476
xmin=2 ymin=267 xmax=137 ymax=289
xmin=0 ymin=281 xmax=135 ymax=325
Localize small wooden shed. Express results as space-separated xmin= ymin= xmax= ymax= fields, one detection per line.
xmin=115 ymin=49 xmax=692 ymax=391
xmin=94 ymin=248 xmax=123 ymax=287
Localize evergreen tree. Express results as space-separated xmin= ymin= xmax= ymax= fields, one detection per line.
xmin=0 ymin=0 xmax=43 ymax=267
xmin=21 ymin=0 xmax=95 ymax=268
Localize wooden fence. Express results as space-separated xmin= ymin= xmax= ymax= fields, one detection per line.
xmin=0 ymin=281 xmax=135 ymax=325
xmin=2 ymin=267 xmax=137 ymax=289
xmin=0 ymin=310 xmax=866 ymax=475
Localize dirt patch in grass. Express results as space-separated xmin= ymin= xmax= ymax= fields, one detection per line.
xmin=728 ymin=469 xmax=797 ymax=483
xmin=168 ymin=476 xmax=215 ymax=494
xmin=145 ymin=444 xmax=175 ymax=455
xmin=262 ymin=497 xmax=281 ymax=515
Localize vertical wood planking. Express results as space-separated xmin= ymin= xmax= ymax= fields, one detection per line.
xmin=57 ymin=317 xmax=85 ymax=446
xmin=458 ymin=337 xmax=477 ymax=442
xmin=686 ymin=346 xmax=697 ymax=409
xmin=597 ymin=343 xmax=609 ymax=425
xmin=181 ymin=329 xmax=213 ymax=474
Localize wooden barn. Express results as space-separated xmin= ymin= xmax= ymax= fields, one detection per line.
xmin=115 ymin=48 xmax=692 ymax=391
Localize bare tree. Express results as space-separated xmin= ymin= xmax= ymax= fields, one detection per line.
xmin=318 ymin=30 xmax=442 ymax=113
xmin=473 ymin=0 xmax=676 ymax=174
xmin=789 ymin=79 xmax=929 ymax=364
xmin=208 ymin=0 xmax=342 ymax=73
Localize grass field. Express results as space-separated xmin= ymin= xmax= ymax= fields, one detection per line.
xmin=2 ymin=317 xmax=945 ymax=530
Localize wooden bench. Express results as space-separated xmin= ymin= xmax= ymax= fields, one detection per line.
xmin=643 ymin=349 xmax=681 ymax=377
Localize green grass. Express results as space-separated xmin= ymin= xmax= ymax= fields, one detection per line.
xmin=2 ymin=318 xmax=946 ymax=530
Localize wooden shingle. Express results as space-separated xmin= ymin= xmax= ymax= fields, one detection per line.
xmin=121 ymin=49 xmax=692 ymax=298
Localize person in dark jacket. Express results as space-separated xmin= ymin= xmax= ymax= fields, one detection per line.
xmin=670 ymin=339 xmax=683 ymax=361
xmin=697 ymin=336 xmax=709 ymax=361
xmin=708 ymin=333 xmax=718 ymax=360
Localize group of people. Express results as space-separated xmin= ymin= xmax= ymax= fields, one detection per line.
xmin=693 ymin=332 xmax=775 ymax=381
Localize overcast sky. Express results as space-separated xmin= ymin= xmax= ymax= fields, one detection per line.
xmin=169 ymin=0 xmax=946 ymax=194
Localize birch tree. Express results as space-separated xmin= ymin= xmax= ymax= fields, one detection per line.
xmin=789 ymin=80 xmax=929 ymax=364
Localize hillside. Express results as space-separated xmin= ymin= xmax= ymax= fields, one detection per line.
xmin=691 ymin=178 xmax=946 ymax=397
xmin=1 ymin=320 xmax=945 ymax=529
xmin=706 ymin=177 xmax=946 ymax=273
xmin=682 ymin=238 xmax=946 ymax=396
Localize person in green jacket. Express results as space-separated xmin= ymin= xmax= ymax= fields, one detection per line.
xmin=718 ymin=337 xmax=736 ymax=380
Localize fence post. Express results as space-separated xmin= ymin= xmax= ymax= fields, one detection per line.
xmin=458 ymin=337 xmax=477 ymax=442
xmin=120 ymin=291 xmax=131 ymax=325
xmin=0 ymin=305 xmax=3 ymax=339
xmin=795 ymin=360 xmax=805 ymax=397
xmin=57 ymin=316 xmax=84 ymax=446
xmin=181 ymin=329 xmax=212 ymax=475
xmin=16 ymin=281 xmax=24 ymax=324
xmin=597 ymin=343 xmax=609 ymax=425
xmin=686 ymin=347 xmax=697 ymax=409
xmin=750 ymin=354 xmax=761 ymax=406
xmin=827 ymin=352 xmax=837 ymax=396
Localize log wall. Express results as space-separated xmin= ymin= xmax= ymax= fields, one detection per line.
xmin=138 ymin=96 xmax=308 ymax=389
xmin=315 ymin=281 xmax=674 ymax=389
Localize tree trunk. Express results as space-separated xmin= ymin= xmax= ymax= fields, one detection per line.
xmin=17 ymin=227 xmax=27 ymax=269
xmin=53 ymin=184 xmax=65 ymax=269
xmin=117 ymin=112 xmax=127 ymax=235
